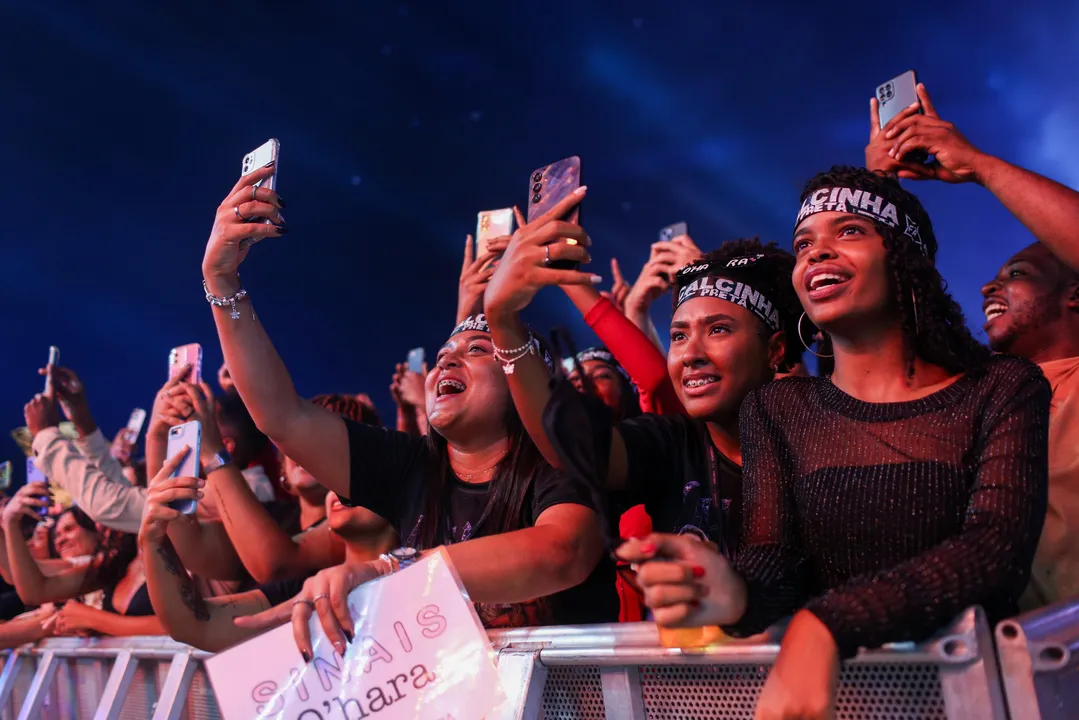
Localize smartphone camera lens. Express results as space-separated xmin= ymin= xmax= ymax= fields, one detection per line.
xmin=531 ymin=194 xmax=542 ymax=204
xmin=531 ymin=182 xmax=542 ymax=194
xmin=532 ymin=172 xmax=543 ymax=182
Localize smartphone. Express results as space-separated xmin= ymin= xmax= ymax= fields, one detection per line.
xmin=476 ymin=208 xmax=515 ymax=261
xmin=166 ymin=421 xmax=202 ymax=515
xmin=26 ymin=458 xmax=49 ymax=516
xmin=169 ymin=344 xmax=203 ymax=384
xmin=876 ymin=70 xmax=928 ymax=163
xmin=659 ymin=222 xmax=688 ymax=243
xmin=125 ymin=408 xmax=147 ymax=443
xmin=527 ymin=156 xmax=582 ymax=270
xmin=239 ymin=138 xmax=281 ymax=249
xmin=43 ymin=346 xmax=59 ymax=395
xmin=407 ymin=348 xmax=426 ymax=375
xmin=0 ymin=462 xmax=11 ymax=491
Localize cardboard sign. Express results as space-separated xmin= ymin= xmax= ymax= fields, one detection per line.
xmin=206 ymin=549 xmax=508 ymax=720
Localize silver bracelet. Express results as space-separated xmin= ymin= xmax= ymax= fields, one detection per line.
xmin=203 ymin=279 xmax=249 ymax=320
xmin=492 ymin=333 xmax=536 ymax=375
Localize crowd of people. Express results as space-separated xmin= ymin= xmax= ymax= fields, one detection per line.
xmin=3 ymin=83 xmax=1078 ymax=718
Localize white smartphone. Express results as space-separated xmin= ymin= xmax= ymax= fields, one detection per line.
xmin=240 ymin=138 xmax=281 ymax=249
xmin=476 ymin=208 xmax=515 ymax=260
xmin=125 ymin=408 xmax=147 ymax=443
xmin=169 ymin=344 xmax=203 ymax=384
xmin=407 ymin=348 xmax=426 ymax=374
xmin=166 ymin=421 xmax=202 ymax=515
xmin=26 ymin=458 xmax=49 ymax=516
xmin=43 ymin=346 xmax=59 ymax=395
xmin=0 ymin=461 xmax=11 ymax=491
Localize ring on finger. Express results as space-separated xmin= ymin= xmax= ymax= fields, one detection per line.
xmin=251 ymin=184 xmax=258 ymax=202
xmin=544 ymin=245 xmax=551 ymax=267
xmin=234 ymin=205 xmax=248 ymax=222
xmin=293 ymin=599 xmax=315 ymax=609
xmin=312 ymin=594 xmax=331 ymax=603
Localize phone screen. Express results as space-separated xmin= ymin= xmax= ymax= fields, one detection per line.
xmin=165 ymin=421 xmax=202 ymax=515
xmin=476 ymin=208 xmax=515 ymax=260
xmin=0 ymin=462 xmax=11 ymax=491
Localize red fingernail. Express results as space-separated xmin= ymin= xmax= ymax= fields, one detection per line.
xmin=692 ymin=566 xmax=705 ymax=578
xmin=640 ymin=543 xmax=656 ymax=555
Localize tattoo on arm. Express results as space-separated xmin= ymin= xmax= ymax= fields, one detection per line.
xmin=156 ymin=539 xmax=211 ymax=622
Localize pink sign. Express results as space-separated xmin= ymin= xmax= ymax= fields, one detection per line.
xmin=206 ymin=549 xmax=508 ymax=719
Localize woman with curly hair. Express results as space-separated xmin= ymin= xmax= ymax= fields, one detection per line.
xmin=623 ymin=166 xmax=1051 ymax=718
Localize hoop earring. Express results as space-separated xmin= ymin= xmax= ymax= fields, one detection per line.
xmin=798 ymin=312 xmax=834 ymax=358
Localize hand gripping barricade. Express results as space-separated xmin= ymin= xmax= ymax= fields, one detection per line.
xmin=0 ymin=605 xmax=1032 ymax=719
xmin=995 ymin=597 xmax=1079 ymax=720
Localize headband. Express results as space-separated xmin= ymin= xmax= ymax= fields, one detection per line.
xmin=449 ymin=313 xmax=556 ymax=373
xmin=794 ymin=186 xmax=929 ymax=257
xmin=674 ymin=255 xmax=782 ymax=332
xmin=574 ymin=348 xmax=630 ymax=381
xmin=450 ymin=313 xmax=489 ymax=337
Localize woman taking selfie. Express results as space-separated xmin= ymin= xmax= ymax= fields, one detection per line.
xmin=197 ymin=164 xmax=614 ymax=654
xmin=480 ymin=186 xmax=804 ymax=556
xmin=621 ymin=167 xmax=1050 ymax=718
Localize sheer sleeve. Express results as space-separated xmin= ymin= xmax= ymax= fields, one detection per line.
xmin=804 ymin=365 xmax=1051 ymax=657
xmin=724 ymin=387 xmax=812 ymax=637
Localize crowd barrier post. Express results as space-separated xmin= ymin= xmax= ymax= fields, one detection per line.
xmin=995 ymin=597 xmax=1079 ymax=720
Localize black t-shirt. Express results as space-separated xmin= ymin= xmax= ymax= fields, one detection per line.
xmin=343 ymin=420 xmax=617 ymax=628
xmin=729 ymin=355 xmax=1050 ymax=657
xmin=543 ymin=377 xmax=742 ymax=555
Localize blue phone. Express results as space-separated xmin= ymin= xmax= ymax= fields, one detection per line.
xmin=166 ymin=421 xmax=202 ymax=515
xmin=25 ymin=458 xmax=49 ymax=516
xmin=407 ymin=348 xmax=426 ymax=374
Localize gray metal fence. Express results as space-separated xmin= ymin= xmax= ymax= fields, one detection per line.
xmin=1 ymin=602 xmax=1075 ymax=719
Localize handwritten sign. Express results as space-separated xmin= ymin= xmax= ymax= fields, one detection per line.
xmin=206 ymin=549 xmax=508 ymax=720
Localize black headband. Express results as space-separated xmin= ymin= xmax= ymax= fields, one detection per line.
xmin=574 ymin=348 xmax=630 ymax=381
xmin=450 ymin=313 xmax=489 ymax=337
xmin=674 ymin=255 xmax=782 ymax=332
xmin=449 ymin=313 xmax=556 ymax=373
xmin=795 ymin=185 xmax=929 ymax=258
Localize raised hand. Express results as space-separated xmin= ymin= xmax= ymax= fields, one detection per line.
xmin=138 ymin=449 xmax=202 ymax=545
xmin=483 ymin=188 xmax=600 ymax=322
xmin=600 ymin=258 xmax=631 ymax=312
xmin=202 ymin=164 xmax=286 ymax=294
xmin=457 ymin=234 xmax=507 ymax=323
xmin=23 ymin=394 xmax=60 ymax=438
xmin=390 ymin=362 xmax=426 ymax=410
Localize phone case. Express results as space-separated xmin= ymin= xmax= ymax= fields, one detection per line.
xmin=407 ymin=348 xmax=426 ymax=374
xmin=125 ymin=408 xmax=147 ymax=443
xmin=44 ymin=346 xmax=59 ymax=394
xmin=169 ymin=344 xmax=203 ymax=384
xmin=876 ymin=70 xmax=921 ymax=129
xmin=240 ymin=138 xmax=281 ymax=249
xmin=0 ymin=462 xmax=11 ymax=491
xmin=476 ymin=208 xmax=515 ymax=260
xmin=26 ymin=458 xmax=49 ymax=515
xmin=659 ymin=222 xmax=689 ymax=242
xmin=166 ymin=421 xmax=202 ymax=515
xmin=527 ymin=156 xmax=582 ymax=270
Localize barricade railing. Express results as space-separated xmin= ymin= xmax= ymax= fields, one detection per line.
xmin=995 ymin=597 xmax=1079 ymax=720
xmin=0 ymin=606 xmax=1021 ymax=719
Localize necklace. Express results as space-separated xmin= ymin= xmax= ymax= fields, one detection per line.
xmin=452 ymin=448 xmax=509 ymax=480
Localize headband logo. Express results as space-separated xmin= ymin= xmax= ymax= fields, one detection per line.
xmin=451 ymin=313 xmax=489 ymax=337
xmin=676 ymin=276 xmax=780 ymax=331
xmin=680 ymin=263 xmax=710 ymax=276
xmin=795 ymin=186 xmax=928 ymax=257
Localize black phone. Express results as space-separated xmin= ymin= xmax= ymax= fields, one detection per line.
xmin=876 ymin=70 xmax=929 ymax=164
xmin=527 ymin=156 xmax=582 ymax=271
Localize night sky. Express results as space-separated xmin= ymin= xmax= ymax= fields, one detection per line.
xmin=3 ymin=1 xmax=1077 ymax=475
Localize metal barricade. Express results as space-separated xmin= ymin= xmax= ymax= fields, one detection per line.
xmin=489 ymin=607 xmax=1006 ymax=720
xmin=995 ymin=597 xmax=1079 ymax=720
xmin=0 ymin=637 xmax=219 ymax=720
xmin=0 ymin=606 xmax=1018 ymax=719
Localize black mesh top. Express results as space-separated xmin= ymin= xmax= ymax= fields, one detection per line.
xmin=726 ymin=355 xmax=1050 ymax=657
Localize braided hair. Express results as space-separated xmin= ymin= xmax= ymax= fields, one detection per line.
xmin=799 ymin=167 xmax=990 ymax=376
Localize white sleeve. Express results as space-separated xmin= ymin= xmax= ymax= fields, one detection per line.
xmin=74 ymin=428 xmax=131 ymax=487
xmin=32 ymin=428 xmax=147 ymax=534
